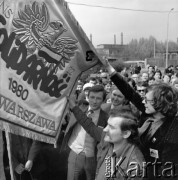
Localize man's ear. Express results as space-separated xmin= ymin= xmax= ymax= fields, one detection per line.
xmin=123 ymin=130 xmax=131 ymax=139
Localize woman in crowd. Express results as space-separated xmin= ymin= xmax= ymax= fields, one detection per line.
xmin=154 ymin=69 xmax=162 ymax=84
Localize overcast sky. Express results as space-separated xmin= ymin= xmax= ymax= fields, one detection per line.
xmin=66 ymin=0 xmax=178 ymax=47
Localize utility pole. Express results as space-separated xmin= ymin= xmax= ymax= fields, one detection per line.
xmin=154 ymin=40 xmax=156 ymax=59
xmin=165 ymin=8 xmax=174 ymax=68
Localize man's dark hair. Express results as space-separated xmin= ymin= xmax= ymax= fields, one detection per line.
xmin=88 ymin=85 xmax=106 ymax=101
xmin=148 ymin=65 xmax=155 ymax=71
xmin=168 ymin=65 xmax=173 ymax=69
xmin=155 ymin=69 xmax=162 ymax=78
xmin=147 ymin=83 xmax=178 ymax=117
xmin=84 ymin=87 xmax=91 ymax=92
xmin=109 ymin=108 xmax=139 ymax=144
xmin=78 ymin=99 xmax=89 ymax=106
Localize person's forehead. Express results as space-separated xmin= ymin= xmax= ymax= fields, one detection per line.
xmin=90 ymin=80 xmax=96 ymax=83
xmin=108 ymin=116 xmax=123 ymax=127
xmin=155 ymin=72 xmax=160 ymax=75
xmin=137 ymin=86 xmax=146 ymax=90
xmin=145 ymin=90 xmax=154 ymax=98
xmin=112 ymin=89 xmax=123 ymax=96
xmin=132 ymin=74 xmax=138 ymax=78
xmin=89 ymin=91 xmax=104 ymax=97
xmin=164 ymin=75 xmax=170 ymax=79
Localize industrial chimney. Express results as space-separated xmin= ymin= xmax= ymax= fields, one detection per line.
xmin=121 ymin=32 xmax=123 ymax=45
xmin=114 ymin=34 xmax=116 ymax=44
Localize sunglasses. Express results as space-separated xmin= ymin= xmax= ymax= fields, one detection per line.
xmin=137 ymin=89 xmax=145 ymax=92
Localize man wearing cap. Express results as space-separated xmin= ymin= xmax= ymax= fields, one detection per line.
xmin=78 ymin=77 xmax=97 ymax=102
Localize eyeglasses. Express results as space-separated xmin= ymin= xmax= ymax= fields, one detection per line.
xmin=137 ymin=89 xmax=145 ymax=92
xmin=144 ymin=97 xmax=154 ymax=104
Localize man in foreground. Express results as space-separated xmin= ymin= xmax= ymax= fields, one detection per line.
xmin=68 ymin=97 xmax=145 ymax=180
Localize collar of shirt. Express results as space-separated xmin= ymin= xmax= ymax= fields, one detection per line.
xmin=88 ymin=107 xmax=100 ymax=115
xmin=107 ymin=143 xmax=132 ymax=164
xmin=149 ymin=117 xmax=165 ymax=137
xmin=88 ymin=107 xmax=101 ymax=124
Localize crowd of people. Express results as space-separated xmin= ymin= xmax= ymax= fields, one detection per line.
xmin=66 ymin=62 xmax=178 ymax=180
xmin=75 ymin=64 xmax=178 ymax=104
xmin=3 ymin=61 xmax=178 ymax=180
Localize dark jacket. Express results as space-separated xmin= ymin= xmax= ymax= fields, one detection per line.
xmin=10 ymin=134 xmax=40 ymax=169
xmin=10 ymin=134 xmax=48 ymax=180
xmin=110 ymin=72 xmax=178 ymax=179
xmin=71 ymin=106 xmax=145 ymax=180
xmin=61 ymin=108 xmax=108 ymax=149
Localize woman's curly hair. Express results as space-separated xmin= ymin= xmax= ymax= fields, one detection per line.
xmin=147 ymin=83 xmax=178 ymax=117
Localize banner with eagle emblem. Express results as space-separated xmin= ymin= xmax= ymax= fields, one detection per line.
xmin=0 ymin=0 xmax=99 ymax=144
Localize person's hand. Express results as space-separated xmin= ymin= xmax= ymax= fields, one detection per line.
xmin=101 ymin=57 xmax=116 ymax=74
xmin=100 ymin=56 xmax=110 ymax=67
xmin=68 ymin=95 xmax=77 ymax=110
xmin=25 ymin=160 xmax=33 ymax=171
xmin=15 ymin=163 xmax=24 ymax=174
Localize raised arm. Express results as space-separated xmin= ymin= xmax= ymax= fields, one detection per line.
xmin=68 ymin=97 xmax=103 ymax=142
xmin=101 ymin=58 xmax=145 ymax=113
